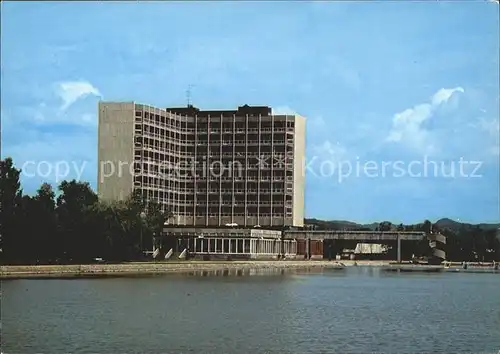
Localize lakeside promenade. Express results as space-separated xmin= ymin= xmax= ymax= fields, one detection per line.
xmin=1 ymin=260 xmax=498 ymax=279
xmin=1 ymin=260 xmax=346 ymax=279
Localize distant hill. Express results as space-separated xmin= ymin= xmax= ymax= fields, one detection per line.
xmin=434 ymin=218 xmax=462 ymax=230
xmin=304 ymin=217 xmax=500 ymax=232
xmin=434 ymin=218 xmax=500 ymax=232
xmin=304 ymin=218 xmax=377 ymax=230
xmin=304 ymin=218 xmax=362 ymax=230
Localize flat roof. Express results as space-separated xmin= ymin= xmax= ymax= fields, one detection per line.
xmin=166 ymin=104 xmax=272 ymax=117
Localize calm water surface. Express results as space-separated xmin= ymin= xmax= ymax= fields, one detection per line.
xmin=2 ymin=267 xmax=500 ymax=354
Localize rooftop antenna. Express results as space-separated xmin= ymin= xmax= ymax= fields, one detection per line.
xmin=186 ymin=84 xmax=194 ymax=107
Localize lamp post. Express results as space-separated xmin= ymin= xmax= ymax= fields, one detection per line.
xmin=140 ymin=211 xmax=146 ymax=257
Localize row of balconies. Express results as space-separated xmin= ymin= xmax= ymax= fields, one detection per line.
xmin=137 ymin=118 xmax=294 ymax=132
xmin=155 ymin=167 xmax=290 ymax=175
xmin=136 ymin=175 xmax=293 ymax=182
xmin=193 ymin=189 xmax=287 ymax=194
xmin=196 ymin=185 xmax=292 ymax=190
xmin=138 ymin=173 xmax=292 ymax=179
xmin=202 ymin=127 xmax=293 ymax=133
xmin=135 ymin=132 xmax=293 ymax=145
xmin=137 ymin=153 xmax=293 ymax=165
xmin=139 ymin=178 xmax=291 ymax=184
xmin=142 ymin=209 xmax=291 ymax=216
xmin=137 ymin=110 xmax=297 ymax=122
xmin=203 ymin=140 xmax=292 ymax=145
xmin=193 ymin=213 xmax=290 ymax=218
xmin=136 ymin=148 xmax=292 ymax=157
xmin=189 ymin=202 xmax=289 ymax=206
xmin=135 ymin=163 xmax=293 ymax=171
xmin=137 ymin=160 xmax=292 ymax=169
xmin=143 ymin=193 xmax=292 ymax=204
xmin=138 ymin=174 xmax=287 ymax=180
xmin=164 ymin=209 xmax=291 ymax=216
xmin=198 ymin=140 xmax=290 ymax=145
xmin=137 ymin=169 xmax=290 ymax=176
xmin=135 ymin=135 xmax=193 ymax=147
xmin=136 ymin=200 xmax=291 ymax=210
xmin=193 ymin=184 xmax=290 ymax=188
xmin=136 ymin=135 xmax=294 ymax=148
xmin=139 ymin=191 xmax=292 ymax=199
xmin=137 ymin=188 xmax=291 ymax=196
xmin=135 ymin=155 xmax=189 ymax=162
xmin=201 ymin=153 xmax=292 ymax=161
xmin=172 ymin=213 xmax=291 ymax=218
xmin=137 ymin=126 xmax=293 ymax=136
xmin=140 ymin=199 xmax=291 ymax=209
xmin=137 ymin=189 xmax=291 ymax=196
xmin=135 ymin=144 xmax=292 ymax=155
xmin=137 ymin=151 xmax=292 ymax=162
xmin=137 ymin=118 xmax=294 ymax=134
xmin=135 ymin=174 xmax=293 ymax=186
xmin=134 ymin=142 xmax=187 ymax=151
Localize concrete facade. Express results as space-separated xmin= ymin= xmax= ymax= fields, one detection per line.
xmin=98 ymin=102 xmax=306 ymax=227
xmin=97 ymin=102 xmax=136 ymax=202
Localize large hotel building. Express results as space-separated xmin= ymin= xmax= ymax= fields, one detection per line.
xmin=97 ymin=102 xmax=306 ymax=228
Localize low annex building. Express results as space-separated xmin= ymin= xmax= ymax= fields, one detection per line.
xmin=162 ymin=227 xmax=297 ymax=260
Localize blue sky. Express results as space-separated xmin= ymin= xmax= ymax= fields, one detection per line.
xmin=1 ymin=1 xmax=499 ymax=224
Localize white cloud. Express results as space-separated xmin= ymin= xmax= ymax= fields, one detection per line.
xmin=431 ymin=87 xmax=464 ymax=106
xmin=387 ymin=103 xmax=432 ymax=142
xmin=386 ymin=86 xmax=465 ymax=153
xmin=55 ymin=80 xmax=101 ymax=111
xmin=7 ymin=81 xmax=101 ymax=128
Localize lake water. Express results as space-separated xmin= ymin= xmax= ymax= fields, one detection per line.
xmin=2 ymin=267 xmax=500 ymax=354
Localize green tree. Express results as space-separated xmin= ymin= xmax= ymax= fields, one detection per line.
xmin=379 ymin=221 xmax=392 ymax=232
xmin=56 ymin=180 xmax=98 ymax=262
xmin=143 ymin=200 xmax=170 ymax=252
xmin=0 ymin=157 xmax=23 ymax=263
xmin=33 ymin=183 xmax=58 ymax=262
xmin=423 ymin=220 xmax=432 ymax=233
xmin=15 ymin=195 xmax=36 ymax=263
xmin=88 ymin=200 xmax=131 ymax=261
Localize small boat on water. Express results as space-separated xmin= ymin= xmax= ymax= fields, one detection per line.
xmin=442 ymin=261 xmax=500 ymax=274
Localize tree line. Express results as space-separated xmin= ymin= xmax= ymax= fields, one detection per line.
xmin=1 ymin=157 xmax=499 ymax=265
xmin=0 ymin=157 xmax=168 ymax=265
xmin=306 ymin=217 xmax=500 ymax=262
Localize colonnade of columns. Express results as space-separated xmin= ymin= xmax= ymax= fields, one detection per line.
xmin=190 ymin=237 xmax=297 ymax=257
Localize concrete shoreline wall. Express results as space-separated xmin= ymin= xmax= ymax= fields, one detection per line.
xmin=2 ymin=261 xmax=497 ymax=279
xmin=0 ymin=261 xmax=343 ymax=279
